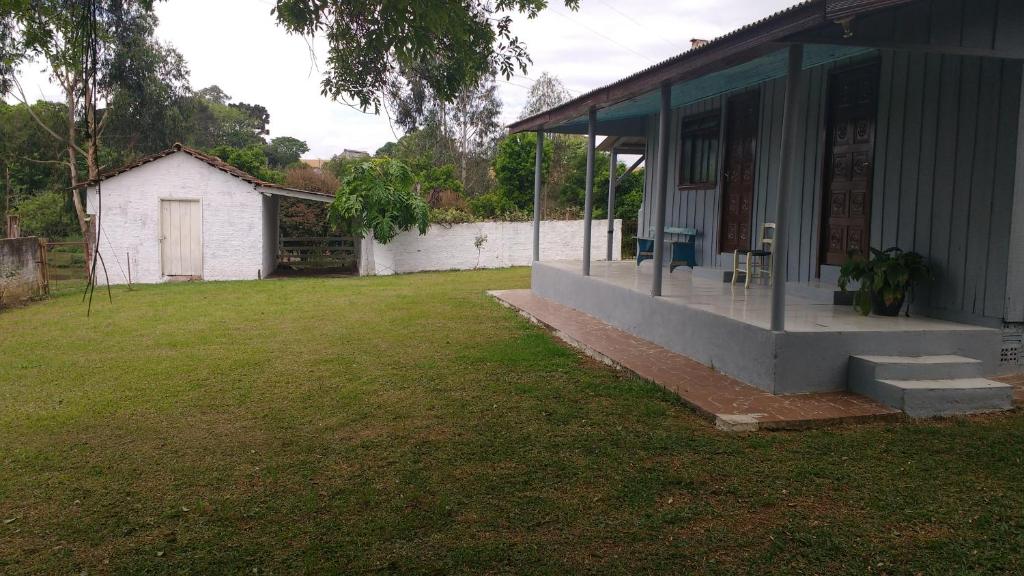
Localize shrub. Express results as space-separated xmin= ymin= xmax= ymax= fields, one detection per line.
xmin=429 ymin=208 xmax=477 ymax=226
xmin=328 ymin=158 xmax=429 ymax=244
xmin=15 ymin=190 xmax=77 ymax=239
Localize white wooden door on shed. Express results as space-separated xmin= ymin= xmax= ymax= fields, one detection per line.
xmin=160 ymin=199 xmax=203 ymax=277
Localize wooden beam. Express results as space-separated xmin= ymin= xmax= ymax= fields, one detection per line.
xmin=616 ymin=155 xmax=645 ymax=185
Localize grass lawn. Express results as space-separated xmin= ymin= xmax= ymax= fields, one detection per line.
xmin=1 ymin=268 xmax=1023 ymax=575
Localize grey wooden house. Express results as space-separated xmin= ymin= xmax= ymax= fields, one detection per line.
xmin=508 ymin=0 xmax=1024 ymax=416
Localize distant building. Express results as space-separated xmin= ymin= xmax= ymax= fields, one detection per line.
xmin=301 ymin=150 xmax=371 ymax=172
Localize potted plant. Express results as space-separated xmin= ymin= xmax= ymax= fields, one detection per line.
xmin=837 ymin=247 xmax=931 ymax=317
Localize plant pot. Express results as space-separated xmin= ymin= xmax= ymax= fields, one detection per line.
xmin=871 ymin=292 xmax=904 ymax=316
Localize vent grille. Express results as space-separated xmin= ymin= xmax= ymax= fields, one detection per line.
xmin=1002 ymin=328 xmax=1023 ymax=367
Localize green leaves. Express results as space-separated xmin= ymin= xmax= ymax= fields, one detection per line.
xmin=328 ymin=158 xmax=430 ymax=244
xmin=837 ymin=247 xmax=933 ymax=316
xmin=272 ymin=0 xmax=579 ymax=111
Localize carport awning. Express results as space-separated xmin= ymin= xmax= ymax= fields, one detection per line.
xmin=537 ymin=44 xmax=873 ymax=136
xmin=256 ymin=185 xmax=334 ymax=203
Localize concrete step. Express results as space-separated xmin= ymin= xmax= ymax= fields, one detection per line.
xmin=849 ymin=354 xmax=985 ymax=382
xmin=860 ymin=378 xmax=1013 ymax=418
xmin=848 ymin=354 xmax=1011 ymax=417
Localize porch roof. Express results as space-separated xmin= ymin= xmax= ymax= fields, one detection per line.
xmin=528 ymin=44 xmax=874 ymax=136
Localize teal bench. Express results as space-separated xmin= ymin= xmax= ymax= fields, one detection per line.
xmin=637 ymin=227 xmax=698 ymax=272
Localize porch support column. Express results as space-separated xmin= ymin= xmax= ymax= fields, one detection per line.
xmin=532 ymin=130 xmax=544 ymax=262
xmin=770 ymin=44 xmax=804 ymax=332
xmin=606 ymin=149 xmax=618 ymax=261
xmin=582 ymin=108 xmax=597 ymax=275
xmin=651 ymin=83 xmax=671 ymax=296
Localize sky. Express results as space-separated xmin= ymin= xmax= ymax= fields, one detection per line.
xmin=14 ymin=0 xmax=797 ymax=159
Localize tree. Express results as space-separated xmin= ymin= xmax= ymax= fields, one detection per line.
xmin=14 ymin=190 xmax=77 ymax=239
xmin=493 ymin=132 xmax=550 ymax=210
xmin=99 ymin=31 xmax=193 ymax=162
xmin=328 ymin=158 xmax=429 ymax=244
xmin=384 ymin=69 xmax=503 ymax=196
xmin=2 ymin=0 xmax=161 ymax=269
xmin=273 ymin=0 xmax=580 ymax=112
xmin=0 ymin=101 xmax=70 ymax=225
xmin=519 ymin=71 xmax=571 ymax=119
xmin=558 ymin=148 xmax=645 ymax=220
xmin=265 ymin=136 xmax=310 ymax=169
xmin=516 ymin=72 xmax=580 ymax=215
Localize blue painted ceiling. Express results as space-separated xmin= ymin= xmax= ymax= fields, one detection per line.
xmin=549 ymin=44 xmax=876 ymax=135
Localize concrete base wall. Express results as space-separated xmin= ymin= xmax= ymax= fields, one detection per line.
xmin=362 ymin=219 xmax=621 ymax=276
xmin=0 ymin=237 xmax=44 ymax=306
xmin=532 ymin=262 xmax=1003 ymax=394
xmin=533 ymin=261 xmax=780 ymax=391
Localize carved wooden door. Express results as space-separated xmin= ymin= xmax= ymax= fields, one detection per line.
xmin=720 ymin=91 xmax=759 ymax=254
xmin=822 ymin=64 xmax=877 ymax=266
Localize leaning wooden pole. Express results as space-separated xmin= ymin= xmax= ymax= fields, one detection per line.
xmin=770 ymin=44 xmax=805 ymax=332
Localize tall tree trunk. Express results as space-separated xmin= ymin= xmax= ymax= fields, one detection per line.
xmin=66 ymin=81 xmax=93 ymax=278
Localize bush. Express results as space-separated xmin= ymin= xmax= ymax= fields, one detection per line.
xmin=429 ymin=208 xmax=477 ymax=226
xmin=328 ymin=158 xmax=429 ymax=244
xmin=15 ymin=190 xmax=77 ymax=239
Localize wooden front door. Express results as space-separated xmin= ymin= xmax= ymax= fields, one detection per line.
xmin=720 ymin=91 xmax=759 ymax=254
xmin=160 ymin=199 xmax=203 ymax=277
xmin=821 ymin=64 xmax=878 ymax=266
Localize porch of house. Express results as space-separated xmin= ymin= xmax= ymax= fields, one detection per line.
xmin=528 ymin=258 xmax=1003 ymax=397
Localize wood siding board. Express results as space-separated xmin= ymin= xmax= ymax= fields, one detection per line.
xmin=898 ymin=52 xmax=927 ymax=251
xmin=789 ymin=68 xmax=812 ymax=280
xmin=930 ymin=0 xmax=963 ymax=47
xmin=948 ymin=57 xmax=982 ymax=311
xmin=810 ymin=65 xmax=830 ymax=279
xmin=857 ymin=9 xmax=897 ymax=43
xmin=765 ymin=80 xmax=786 ymax=239
xmin=893 ymin=2 xmax=931 ymax=45
xmin=800 ymin=66 xmax=824 ymax=280
xmin=961 ymin=0 xmax=999 ymax=51
xmin=882 ymin=50 xmax=909 ymax=249
xmin=986 ymin=60 xmax=1022 ymax=319
xmin=995 ymin=0 xmax=1024 ymax=53
xmin=872 ymin=50 xmax=895 ymax=249
xmin=914 ymin=53 xmax=942 ymax=261
xmin=928 ymin=55 xmax=962 ymax=309
xmin=963 ymin=58 xmax=1002 ymax=314
xmin=1007 ymin=61 xmax=1024 ymax=322
xmin=754 ymin=82 xmax=772 ymax=243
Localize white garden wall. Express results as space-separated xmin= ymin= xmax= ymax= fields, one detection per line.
xmin=360 ymin=219 xmax=621 ymax=276
xmin=86 ymin=153 xmax=265 ymax=284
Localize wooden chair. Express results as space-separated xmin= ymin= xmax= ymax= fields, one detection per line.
xmin=731 ymin=223 xmax=775 ymax=288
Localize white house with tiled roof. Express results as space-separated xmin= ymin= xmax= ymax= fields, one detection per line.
xmin=82 ymin=144 xmax=332 ymax=284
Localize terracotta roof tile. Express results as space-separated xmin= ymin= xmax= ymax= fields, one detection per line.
xmin=75 ymin=143 xmax=333 ymax=199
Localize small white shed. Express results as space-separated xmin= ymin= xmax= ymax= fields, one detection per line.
xmin=83 ymin=144 xmax=332 ymax=284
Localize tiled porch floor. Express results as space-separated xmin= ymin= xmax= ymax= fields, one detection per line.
xmin=550 ymin=260 xmax=982 ymax=333
xmin=491 ymin=288 xmax=903 ymax=431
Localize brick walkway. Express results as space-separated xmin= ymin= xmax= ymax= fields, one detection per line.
xmin=993 ymin=372 xmax=1024 ymax=405
xmin=490 ymin=289 xmax=906 ymax=431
